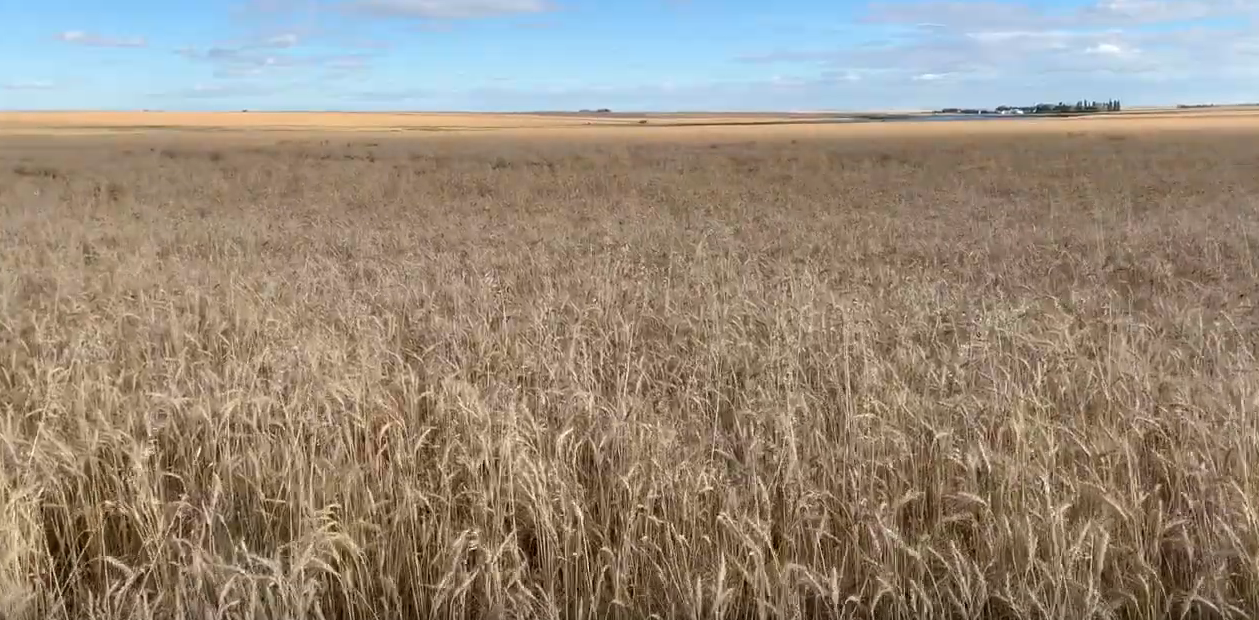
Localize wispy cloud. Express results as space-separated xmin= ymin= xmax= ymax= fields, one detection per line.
xmin=737 ymin=49 xmax=842 ymax=64
xmin=863 ymin=0 xmax=1259 ymax=29
xmin=733 ymin=0 xmax=1259 ymax=104
xmin=415 ymin=20 xmax=457 ymax=32
xmin=155 ymin=82 xmax=286 ymax=99
xmin=345 ymin=0 xmax=555 ymax=19
xmin=262 ymin=33 xmax=302 ymax=48
xmin=177 ymin=43 xmax=375 ymax=79
xmin=2 ymin=80 xmax=56 ymax=91
xmin=57 ymin=30 xmax=147 ymax=48
xmin=1078 ymin=0 xmax=1259 ymax=25
xmin=340 ymin=87 xmax=434 ymax=101
xmin=1 ymin=80 xmax=56 ymax=90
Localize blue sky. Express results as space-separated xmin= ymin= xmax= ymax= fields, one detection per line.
xmin=1 ymin=0 xmax=1256 ymax=111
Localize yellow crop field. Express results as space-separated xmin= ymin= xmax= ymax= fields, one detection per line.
xmin=3 ymin=111 xmax=1259 ymax=619
xmin=4 ymin=107 xmax=1259 ymax=138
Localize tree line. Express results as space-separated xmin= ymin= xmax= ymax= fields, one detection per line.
xmin=939 ymin=99 xmax=1122 ymax=115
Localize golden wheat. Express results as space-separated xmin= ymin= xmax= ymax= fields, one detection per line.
xmin=1 ymin=130 xmax=1258 ymax=619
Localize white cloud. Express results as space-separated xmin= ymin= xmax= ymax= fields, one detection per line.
xmin=824 ymin=70 xmax=864 ymax=82
xmin=734 ymin=0 xmax=1259 ymax=105
xmin=1086 ymin=42 xmax=1125 ymax=54
xmin=57 ymin=30 xmax=147 ymax=48
xmin=346 ymin=0 xmax=554 ymax=18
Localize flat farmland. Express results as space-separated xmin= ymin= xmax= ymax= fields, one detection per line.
xmin=0 ymin=111 xmax=846 ymax=134
xmin=3 ymin=113 xmax=1259 ymax=619
xmin=5 ymin=107 xmax=1259 ymax=137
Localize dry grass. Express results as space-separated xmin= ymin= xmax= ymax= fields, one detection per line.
xmin=2 ymin=128 xmax=1259 ymax=620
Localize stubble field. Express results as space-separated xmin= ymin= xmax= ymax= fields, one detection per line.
xmin=3 ymin=117 xmax=1259 ymax=619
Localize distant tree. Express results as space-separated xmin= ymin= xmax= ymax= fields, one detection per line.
xmin=940 ymin=98 xmax=1118 ymax=116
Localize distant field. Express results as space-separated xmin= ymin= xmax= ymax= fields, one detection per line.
xmin=4 ymin=107 xmax=1259 ymax=138
xmin=0 ymin=110 xmax=830 ymax=132
xmin=4 ymin=121 xmax=1259 ymax=619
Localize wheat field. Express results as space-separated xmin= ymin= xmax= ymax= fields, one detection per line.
xmin=5 ymin=108 xmax=1259 ymax=136
xmin=2 ymin=125 xmax=1259 ymax=619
